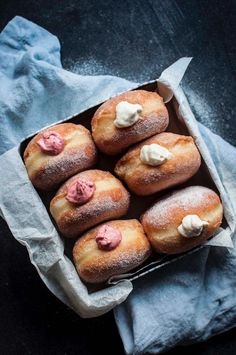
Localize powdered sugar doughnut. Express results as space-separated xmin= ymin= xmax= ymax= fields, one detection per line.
xmin=50 ymin=170 xmax=130 ymax=238
xmin=24 ymin=123 xmax=97 ymax=190
xmin=141 ymin=186 xmax=223 ymax=254
xmin=73 ymin=219 xmax=151 ymax=283
xmin=91 ymin=90 xmax=169 ymax=155
xmin=115 ymin=132 xmax=201 ymax=195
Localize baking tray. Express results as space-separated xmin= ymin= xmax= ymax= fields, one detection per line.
xmin=19 ymin=80 xmax=231 ymax=290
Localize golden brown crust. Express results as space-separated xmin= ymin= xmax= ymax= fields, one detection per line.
xmin=24 ymin=123 xmax=97 ymax=190
xmin=91 ymin=90 xmax=169 ymax=155
xmin=73 ymin=219 xmax=152 ymax=283
xmin=50 ymin=170 xmax=130 ymax=238
xmin=141 ymin=186 xmax=223 ymax=254
xmin=115 ymin=132 xmax=201 ymax=195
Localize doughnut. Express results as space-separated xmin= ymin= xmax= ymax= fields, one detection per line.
xmin=50 ymin=170 xmax=130 ymax=238
xmin=23 ymin=123 xmax=97 ymax=190
xmin=141 ymin=186 xmax=223 ymax=254
xmin=115 ymin=132 xmax=201 ymax=195
xmin=73 ymin=219 xmax=151 ymax=283
xmin=91 ymin=90 xmax=169 ymax=155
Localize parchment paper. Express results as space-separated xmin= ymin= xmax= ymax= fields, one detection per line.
xmin=0 ymin=58 xmax=235 ymax=318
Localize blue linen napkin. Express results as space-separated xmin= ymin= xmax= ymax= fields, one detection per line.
xmin=0 ymin=16 xmax=134 ymax=155
xmin=0 ymin=16 xmax=235 ymax=354
xmin=114 ymin=125 xmax=236 ymax=354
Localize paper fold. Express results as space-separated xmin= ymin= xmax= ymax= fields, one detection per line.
xmin=157 ymin=57 xmax=192 ymax=103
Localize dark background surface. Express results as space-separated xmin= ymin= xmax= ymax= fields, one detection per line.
xmin=0 ymin=0 xmax=236 ymax=354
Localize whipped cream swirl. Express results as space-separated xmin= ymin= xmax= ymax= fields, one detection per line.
xmin=140 ymin=143 xmax=172 ymax=166
xmin=178 ymin=214 xmax=209 ymax=238
xmin=114 ymin=101 xmax=142 ymax=128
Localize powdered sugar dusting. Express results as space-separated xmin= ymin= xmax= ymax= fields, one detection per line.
xmin=102 ymin=113 xmax=167 ymax=143
xmin=185 ymin=86 xmax=218 ymax=131
xmin=69 ymin=195 xmax=129 ymax=225
xmin=56 ymin=183 xmax=130 ymax=237
xmin=143 ymin=186 xmax=218 ymax=227
xmin=39 ymin=145 xmax=97 ymax=189
xmin=184 ymin=85 xmax=234 ymax=145
xmin=64 ymin=58 xmax=116 ymax=76
xmin=79 ymin=247 xmax=150 ymax=283
xmin=75 ymin=220 xmax=151 ymax=282
xmin=92 ymin=248 xmax=150 ymax=281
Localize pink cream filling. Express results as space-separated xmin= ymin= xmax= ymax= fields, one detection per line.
xmin=96 ymin=224 xmax=122 ymax=251
xmin=66 ymin=178 xmax=95 ymax=205
xmin=37 ymin=131 xmax=65 ymax=155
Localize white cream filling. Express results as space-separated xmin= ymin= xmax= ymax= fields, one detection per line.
xmin=140 ymin=144 xmax=172 ymax=166
xmin=114 ymin=101 xmax=142 ymax=128
xmin=178 ymin=214 xmax=209 ymax=238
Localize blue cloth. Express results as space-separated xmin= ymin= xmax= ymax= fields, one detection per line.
xmin=115 ymin=126 xmax=236 ymax=354
xmin=0 ymin=16 xmax=236 ymax=354
xmin=0 ymin=16 xmax=134 ymax=155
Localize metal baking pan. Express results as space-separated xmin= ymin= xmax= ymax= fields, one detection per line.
xmin=19 ymin=80 xmax=232 ymax=290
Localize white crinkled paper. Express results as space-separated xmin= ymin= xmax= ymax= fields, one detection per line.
xmin=0 ymin=58 xmax=235 ymax=318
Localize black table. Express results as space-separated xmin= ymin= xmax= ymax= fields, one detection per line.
xmin=0 ymin=1 xmax=235 ymax=354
